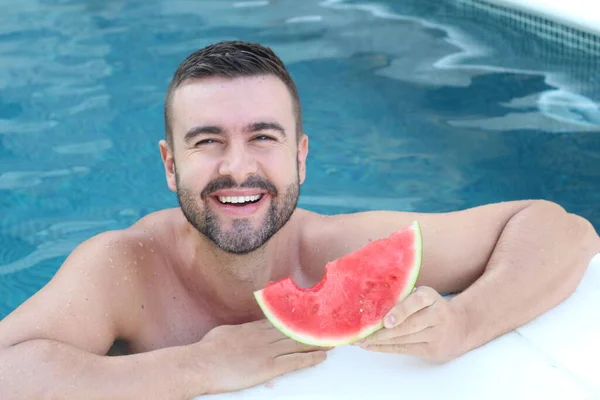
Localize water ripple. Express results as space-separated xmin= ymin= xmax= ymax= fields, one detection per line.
xmin=0 ymin=239 xmax=76 ymax=276
xmin=0 ymin=167 xmax=89 ymax=190
xmin=53 ymin=139 xmax=113 ymax=155
xmin=234 ymin=0 xmax=270 ymax=7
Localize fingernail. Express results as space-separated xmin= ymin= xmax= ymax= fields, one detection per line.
xmin=385 ymin=315 xmax=395 ymax=328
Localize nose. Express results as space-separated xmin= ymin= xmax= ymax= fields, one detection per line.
xmin=218 ymin=141 xmax=258 ymax=183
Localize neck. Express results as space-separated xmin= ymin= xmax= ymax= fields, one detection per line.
xmin=177 ymin=218 xmax=298 ymax=323
xmin=205 ymin=242 xmax=273 ymax=291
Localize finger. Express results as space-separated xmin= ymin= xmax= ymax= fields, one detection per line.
xmin=361 ymin=308 xmax=434 ymax=344
xmin=271 ymin=338 xmax=332 ymax=355
xmin=361 ymin=327 xmax=434 ymax=346
xmin=253 ymin=319 xmax=276 ymax=330
xmin=263 ymin=328 xmax=291 ymax=343
xmin=384 ymin=287 xmax=439 ymax=328
xmin=274 ymin=351 xmax=328 ymax=373
xmin=361 ymin=343 xmax=428 ymax=358
xmin=241 ymin=319 xmax=275 ymax=330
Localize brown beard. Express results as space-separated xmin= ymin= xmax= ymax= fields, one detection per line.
xmin=176 ymin=172 xmax=299 ymax=254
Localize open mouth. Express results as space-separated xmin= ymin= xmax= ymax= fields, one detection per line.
xmin=216 ymin=194 xmax=263 ymax=206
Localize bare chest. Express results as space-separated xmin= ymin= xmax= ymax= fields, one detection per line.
xmin=127 ymin=289 xmax=219 ymax=353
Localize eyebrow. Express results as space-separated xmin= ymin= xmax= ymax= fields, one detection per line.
xmin=184 ymin=125 xmax=223 ymax=144
xmin=246 ymin=122 xmax=286 ymax=137
xmin=183 ymin=121 xmax=286 ymax=144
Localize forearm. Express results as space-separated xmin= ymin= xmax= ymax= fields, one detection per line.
xmin=0 ymin=339 xmax=205 ymax=400
xmin=452 ymin=200 xmax=600 ymax=353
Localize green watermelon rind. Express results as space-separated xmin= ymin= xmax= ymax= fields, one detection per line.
xmin=253 ymin=220 xmax=423 ymax=347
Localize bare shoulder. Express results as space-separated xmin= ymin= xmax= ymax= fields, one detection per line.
xmin=0 ymin=209 xmax=178 ymax=355
xmin=298 ymin=200 xmax=545 ymax=292
xmin=300 ymin=200 xmax=537 ymax=248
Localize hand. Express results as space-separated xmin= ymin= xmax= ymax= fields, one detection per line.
xmin=193 ymin=319 xmax=328 ymax=394
xmin=356 ymin=287 xmax=469 ymax=363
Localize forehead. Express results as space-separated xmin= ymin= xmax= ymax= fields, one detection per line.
xmin=170 ymin=75 xmax=295 ymax=139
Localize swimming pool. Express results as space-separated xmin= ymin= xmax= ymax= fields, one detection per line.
xmin=1 ymin=0 xmax=599 ymax=318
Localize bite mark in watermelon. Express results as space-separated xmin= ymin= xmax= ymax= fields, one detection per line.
xmin=254 ymin=221 xmax=422 ymax=347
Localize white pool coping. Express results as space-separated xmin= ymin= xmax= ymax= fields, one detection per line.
xmin=480 ymin=0 xmax=600 ymax=36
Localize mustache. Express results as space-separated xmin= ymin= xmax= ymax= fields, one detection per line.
xmin=201 ymin=176 xmax=278 ymax=199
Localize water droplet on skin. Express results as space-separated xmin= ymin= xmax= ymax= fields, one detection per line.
xmin=138 ymin=242 xmax=144 ymax=248
xmin=292 ymin=308 xmax=296 ymax=312
xmin=150 ymin=248 xmax=155 ymax=253
xmin=109 ymin=258 xmax=113 ymax=263
xmin=133 ymin=261 xmax=138 ymax=266
xmin=359 ymin=308 xmax=363 ymax=313
xmin=150 ymin=237 xmax=154 ymax=242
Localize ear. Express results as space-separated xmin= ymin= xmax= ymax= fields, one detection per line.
xmin=159 ymin=140 xmax=177 ymax=192
xmin=297 ymin=133 xmax=309 ymax=185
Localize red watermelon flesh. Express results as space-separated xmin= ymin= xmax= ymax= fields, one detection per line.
xmin=254 ymin=221 xmax=422 ymax=347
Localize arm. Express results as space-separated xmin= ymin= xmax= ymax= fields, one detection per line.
xmin=0 ymin=232 xmax=197 ymax=400
xmin=314 ymin=200 xmax=600 ymax=360
xmin=451 ymin=200 xmax=599 ymax=353
xmin=0 ymin=340 xmax=202 ymax=400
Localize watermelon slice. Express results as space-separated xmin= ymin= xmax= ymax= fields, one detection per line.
xmin=254 ymin=221 xmax=422 ymax=347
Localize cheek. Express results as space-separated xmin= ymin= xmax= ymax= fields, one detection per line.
xmin=175 ymin=160 xmax=210 ymax=190
xmin=260 ymin=152 xmax=297 ymax=180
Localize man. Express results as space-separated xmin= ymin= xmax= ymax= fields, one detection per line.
xmin=0 ymin=41 xmax=598 ymax=400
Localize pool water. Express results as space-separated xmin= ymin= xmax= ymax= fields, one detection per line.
xmin=1 ymin=0 xmax=599 ymax=318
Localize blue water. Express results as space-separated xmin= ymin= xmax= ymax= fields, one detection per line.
xmin=1 ymin=0 xmax=599 ymax=318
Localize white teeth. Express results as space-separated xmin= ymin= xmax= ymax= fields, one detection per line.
xmin=218 ymin=195 xmax=262 ymax=204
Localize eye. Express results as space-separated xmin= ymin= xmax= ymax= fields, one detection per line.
xmin=253 ymin=134 xmax=276 ymax=142
xmin=195 ymin=138 xmax=219 ymax=146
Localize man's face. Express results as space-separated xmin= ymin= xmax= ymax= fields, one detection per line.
xmin=161 ymin=75 xmax=308 ymax=254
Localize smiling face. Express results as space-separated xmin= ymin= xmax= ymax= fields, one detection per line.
xmin=160 ymin=74 xmax=308 ymax=254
